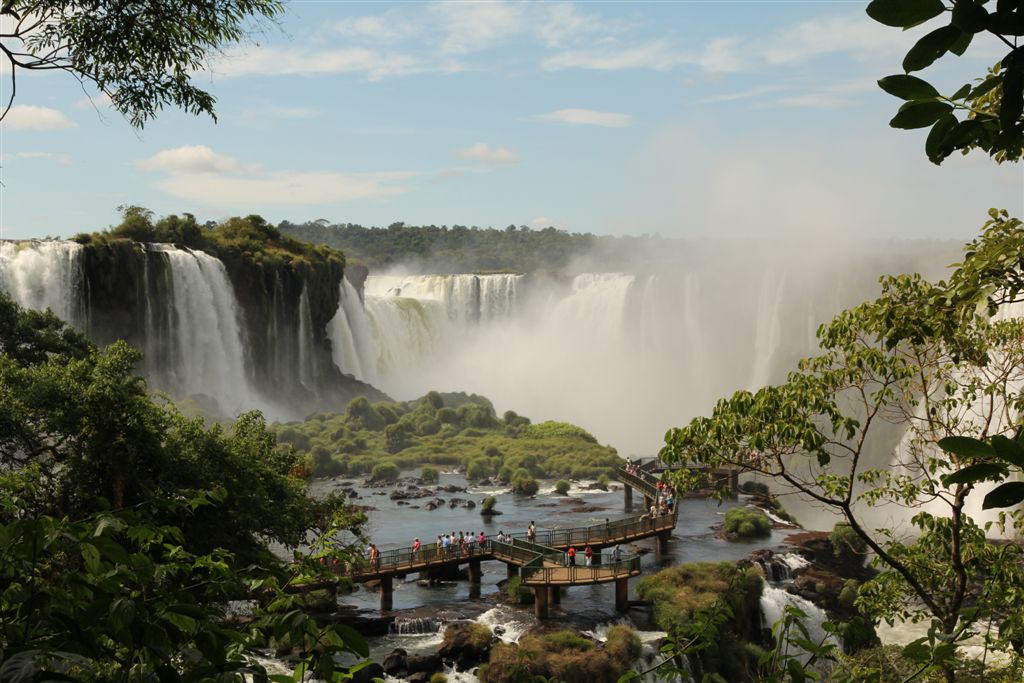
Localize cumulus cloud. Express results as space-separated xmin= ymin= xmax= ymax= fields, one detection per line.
xmin=154 ymin=171 xmax=414 ymax=205
xmin=455 ymin=143 xmax=519 ymax=164
xmin=213 ymin=46 xmax=425 ymax=80
xmin=136 ymin=145 xmax=256 ymax=174
xmin=536 ymin=108 xmax=632 ymax=127
xmin=136 ymin=145 xmax=414 ymax=206
xmin=3 ymin=105 xmax=76 ymax=130
xmin=73 ymin=93 xmax=112 ymax=111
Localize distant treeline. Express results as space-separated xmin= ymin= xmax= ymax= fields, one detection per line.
xmin=276 ymin=220 xmax=622 ymax=272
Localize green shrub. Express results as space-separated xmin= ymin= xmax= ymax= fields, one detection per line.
xmin=506 ymin=575 xmax=531 ymax=604
xmin=830 ymin=523 xmax=867 ymax=567
xmin=604 ymin=625 xmax=642 ymax=664
xmin=723 ymin=508 xmax=771 ymax=539
xmin=481 ymin=496 xmax=497 ymax=513
xmin=739 ymin=480 xmax=770 ymax=495
xmin=838 ymin=579 xmax=860 ymax=611
xmin=512 ymin=474 xmax=539 ymax=496
xmin=420 ymin=465 xmax=440 ymax=484
xmin=467 ymin=456 xmax=493 ymax=481
xmin=540 ymin=630 xmax=593 ymax=652
xmin=554 ymin=479 xmax=570 ymax=495
xmin=496 ymin=465 xmax=513 ymax=483
xmin=596 ymin=474 xmax=609 ymax=490
xmin=429 ymin=675 xmax=448 ymax=683
xmin=371 ymin=461 xmax=400 ymax=482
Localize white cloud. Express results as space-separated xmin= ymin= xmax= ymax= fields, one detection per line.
xmin=13 ymin=151 xmax=73 ymax=164
xmin=137 ymin=145 xmax=414 ymax=205
xmin=3 ymin=105 xmax=76 ymax=130
xmin=761 ymin=15 xmax=908 ymax=65
xmin=213 ymin=46 xmax=424 ymax=80
xmin=74 ymin=93 xmax=112 ymax=111
xmin=536 ymin=108 xmax=632 ymax=128
xmin=154 ymin=171 xmax=413 ymax=205
xmin=331 ymin=11 xmax=420 ymax=43
xmin=430 ymin=1 xmax=524 ymax=55
xmin=776 ymin=79 xmax=876 ymax=109
xmin=455 ymin=143 xmax=519 ymax=164
xmin=698 ymin=85 xmax=788 ymax=104
xmin=543 ymin=40 xmax=684 ymax=71
xmin=136 ymin=145 xmax=256 ymax=174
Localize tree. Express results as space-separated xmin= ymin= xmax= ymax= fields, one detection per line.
xmin=0 ymin=0 xmax=283 ymax=127
xmin=867 ymin=0 xmax=1024 ymax=164
xmin=662 ymin=264 xmax=1024 ymax=681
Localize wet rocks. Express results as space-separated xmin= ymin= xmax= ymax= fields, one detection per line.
xmin=382 ymin=648 xmax=407 ymax=676
xmin=438 ymin=621 xmax=493 ymax=669
xmin=351 ymin=662 xmax=385 ymax=683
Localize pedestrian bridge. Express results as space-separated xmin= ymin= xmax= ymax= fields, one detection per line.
xmin=327 ymin=465 xmax=676 ymax=617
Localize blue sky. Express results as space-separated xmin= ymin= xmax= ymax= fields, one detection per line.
xmin=1 ymin=0 xmax=1022 ymax=241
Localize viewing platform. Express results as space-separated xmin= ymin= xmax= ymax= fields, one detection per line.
xmin=327 ymin=465 xmax=676 ymax=618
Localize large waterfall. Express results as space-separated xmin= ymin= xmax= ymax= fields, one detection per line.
xmin=0 ymin=241 xmax=87 ymax=328
xmin=324 ymin=241 xmax=957 ymax=455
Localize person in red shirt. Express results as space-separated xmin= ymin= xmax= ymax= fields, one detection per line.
xmin=567 ymin=546 xmax=576 ymax=567
xmin=584 ymin=545 xmax=593 ymax=566
xmin=412 ymin=537 xmax=421 ymax=561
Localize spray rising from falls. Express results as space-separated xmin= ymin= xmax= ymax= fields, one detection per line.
xmin=326 ymin=246 xmax=950 ymax=455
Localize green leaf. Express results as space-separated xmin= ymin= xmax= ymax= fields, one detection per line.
xmin=937 ymin=435 xmax=994 ymax=458
xmin=949 ymin=29 xmax=974 ymax=56
xmin=81 ymin=543 xmax=102 ymax=574
xmin=989 ymin=9 xmax=1024 ymax=34
xmin=950 ymin=83 xmax=972 ymax=100
xmin=867 ymin=0 xmax=947 ymax=28
xmin=903 ymin=26 xmax=964 ymax=72
xmin=878 ymin=74 xmax=941 ymax=100
xmin=890 ymin=101 xmax=955 ymax=129
xmin=999 ymin=49 xmax=1024 ymax=132
xmin=926 ymin=113 xmax=958 ymax=161
xmin=902 ymin=637 xmax=931 ymax=663
xmin=991 ymin=434 xmax=1024 ymax=467
xmin=951 ymin=0 xmax=990 ymax=32
xmin=983 ymin=481 xmax=1024 ymax=508
xmin=970 ymin=74 xmax=1003 ymax=99
xmin=940 ymin=462 xmax=1006 ymax=487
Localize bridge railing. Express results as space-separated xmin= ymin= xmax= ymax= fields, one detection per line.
xmin=354 ymin=539 xmax=490 ymax=577
xmin=521 ymin=554 xmax=642 ymax=585
xmin=617 ymin=467 xmax=660 ymax=499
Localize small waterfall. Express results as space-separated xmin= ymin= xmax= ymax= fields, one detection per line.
xmin=389 ymin=617 xmax=444 ymax=636
xmin=476 ymin=606 xmax=531 ymax=643
xmin=0 ymin=240 xmax=86 ymax=328
xmin=760 ymin=584 xmax=839 ymax=666
xmin=755 ymin=552 xmax=809 ymax=582
xmin=327 ymin=279 xmax=379 ymax=384
xmin=297 ymin=286 xmax=316 ymax=391
xmin=149 ymin=245 xmax=259 ymax=415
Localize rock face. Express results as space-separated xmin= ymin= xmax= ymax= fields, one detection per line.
xmin=351 ymin=662 xmax=385 ymax=683
xmin=438 ymin=621 xmax=493 ymax=669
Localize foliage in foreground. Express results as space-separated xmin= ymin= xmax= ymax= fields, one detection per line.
xmin=0 ymin=292 xmax=369 ymax=680
xmin=275 ymin=391 xmax=621 ymax=482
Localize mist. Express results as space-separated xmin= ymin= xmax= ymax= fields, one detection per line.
xmin=331 ymin=237 xmax=961 ymax=456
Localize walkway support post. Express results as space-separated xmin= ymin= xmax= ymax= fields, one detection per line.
xmin=548 ymin=586 xmax=561 ymax=606
xmin=615 ymin=578 xmax=628 ymax=613
xmin=656 ymin=532 xmax=670 ymax=555
xmin=468 ymin=560 xmax=481 ymax=584
xmin=624 ymin=484 xmax=632 ymax=509
xmin=380 ymin=576 xmax=393 ymax=611
xmin=534 ymin=586 xmax=549 ymax=619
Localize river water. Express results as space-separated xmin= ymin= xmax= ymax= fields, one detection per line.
xmin=309 ymin=471 xmax=794 ymax=669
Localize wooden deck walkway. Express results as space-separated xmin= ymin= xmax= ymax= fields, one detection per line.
xmin=324 ymin=465 xmax=674 ymax=617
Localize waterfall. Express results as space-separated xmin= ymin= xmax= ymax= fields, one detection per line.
xmin=297 ymin=285 xmax=316 ymax=391
xmin=760 ymin=584 xmax=839 ymax=665
xmin=0 ymin=240 xmax=86 ymax=328
xmin=149 ymin=245 xmax=260 ymax=415
xmin=388 ymin=617 xmax=445 ymax=636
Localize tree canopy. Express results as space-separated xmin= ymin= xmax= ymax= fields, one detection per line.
xmin=868 ymin=0 xmax=1024 ymax=163
xmin=0 ymin=0 xmax=282 ymax=127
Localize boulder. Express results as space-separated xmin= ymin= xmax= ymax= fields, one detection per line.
xmin=351 ymin=662 xmax=385 ymax=683
xmin=382 ymin=648 xmax=407 ymax=676
xmin=438 ymin=621 xmax=492 ymax=669
xmin=406 ymin=653 xmax=443 ymax=675
xmin=407 ymin=672 xmax=431 ymax=683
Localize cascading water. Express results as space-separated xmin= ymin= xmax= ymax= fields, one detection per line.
xmin=148 ymin=245 xmax=262 ymax=416
xmin=760 ymin=584 xmax=838 ymax=667
xmin=0 ymin=240 xmax=87 ymax=327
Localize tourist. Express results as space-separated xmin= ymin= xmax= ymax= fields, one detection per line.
xmin=369 ymin=544 xmax=380 ymax=570
xmin=412 ymin=537 xmax=421 ymax=561
xmin=567 ymin=545 xmax=576 ymax=567
xmin=527 ymin=521 xmax=536 ymax=542
xmin=611 ymin=544 xmax=622 ymax=563
xmin=479 ymin=531 xmax=486 ymax=547
xmin=584 ymin=545 xmax=593 ymax=567
xmin=442 ymin=534 xmax=450 ymax=556
xmin=650 ymin=503 xmax=658 ymax=519
xmin=436 ymin=535 xmax=443 ymax=559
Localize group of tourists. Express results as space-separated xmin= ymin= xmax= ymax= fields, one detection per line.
xmin=428 ymin=530 xmax=487 ymax=558
xmin=625 ymin=458 xmax=642 ymax=476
